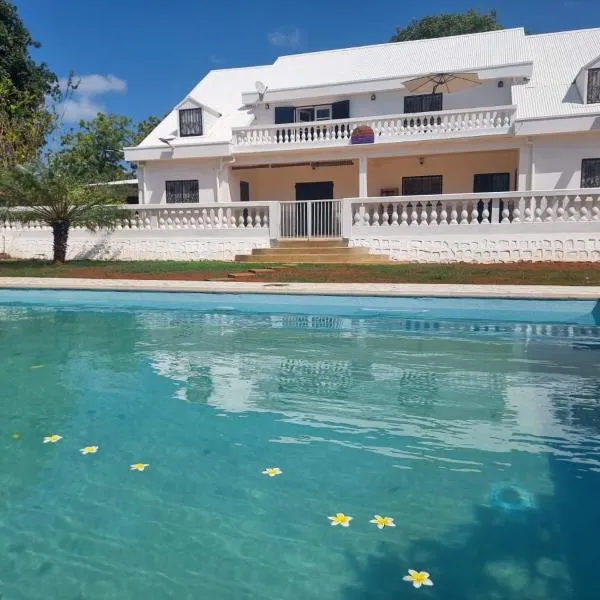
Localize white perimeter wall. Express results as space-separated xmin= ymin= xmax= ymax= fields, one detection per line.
xmin=350 ymin=222 xmax=600 ymax=263
xmin=2 ymin=229 xmax=270 ymax=262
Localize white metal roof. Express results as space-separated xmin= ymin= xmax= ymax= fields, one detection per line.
xmin=129 ymin=26 xmax=600 ymax=158
xmin=513 ymin=28 xmax=600 ymax=120
xmin=254 ymin=28 xmax=530 ymax=93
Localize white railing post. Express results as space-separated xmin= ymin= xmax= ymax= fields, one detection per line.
xmin=341 ymin=198 xmax=353 ymax=239
xmin=269 ymin=201 xmax=281 ymax=239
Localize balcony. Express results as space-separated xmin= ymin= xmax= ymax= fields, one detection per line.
xmin=232 ymin=105 xmax=516 ymax=152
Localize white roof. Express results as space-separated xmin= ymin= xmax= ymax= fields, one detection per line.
xmin=136 ymin=65 xmax=271 ymax=147
xmin=254 ymin=28 xmax=529 ymax=93
xmin=513 ymin=28 xmax=600 ymax=120
xmin=131 ymin=26 xmax=600 ymax=154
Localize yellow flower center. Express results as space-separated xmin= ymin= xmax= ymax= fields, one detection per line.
xmin=413 ymin=573 xmax=427 ymax=583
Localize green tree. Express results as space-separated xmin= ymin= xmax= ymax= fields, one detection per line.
xmin=0 ymin=162 xmax=126 ymax=262
xmin=0 ymin=0 xmax=58 ymax=165
xmin=132 ymin=115 xmax=161 ymax=145
xmin=390 ymin=9 xmax=504 ymax=42
xmin=54 ymin=113 xmax=133 ymax=183
xmin=54 ymin=113 xmax=162 ymax=183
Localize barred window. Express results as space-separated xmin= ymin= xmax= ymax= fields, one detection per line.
xmin=587 ymin=69 xmax=600 ymax=104
xmin=402 ymin=175 xmax=443 ymax=195
xmin=165 ymin=180 xmax=199 ymax=203
xmin=581 ymin=158 xmax=600 ymax=188
xmin=179 ymin=108 xmax=203 ymax=136
xmin=404 ymin=93 xmax=443 ymax=114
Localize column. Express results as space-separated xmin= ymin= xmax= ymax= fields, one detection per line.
xmin=358 ymin=156 xmax=368 ymax=198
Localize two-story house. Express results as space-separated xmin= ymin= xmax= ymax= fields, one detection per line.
xmin=124 ymin=26 xmax=600 ymax=207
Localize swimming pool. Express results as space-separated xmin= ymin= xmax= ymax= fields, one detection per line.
xmin=0 ymin=291 xmax=599 ymax=600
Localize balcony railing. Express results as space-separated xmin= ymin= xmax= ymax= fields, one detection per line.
xmin=232 ymin=105 xmax=516 ymax=150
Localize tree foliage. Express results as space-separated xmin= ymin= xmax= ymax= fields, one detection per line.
xmin=390 ymin=9 xmax=504 ymax=42
xmin=0 ymin=162 xmax=126 ymax=262
xmin=54 ymin=112 xmax=162 ymax=183
xmin=0 ymin=0 xmax=58 ymax=166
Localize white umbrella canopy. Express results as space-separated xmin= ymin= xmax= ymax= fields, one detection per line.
xmin=403 ymin=72 xmax=481 ymax=94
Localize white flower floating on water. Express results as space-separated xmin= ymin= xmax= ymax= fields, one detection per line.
xmin=369 ymin=515 xmax=396 ymax=529
xmin=262 ymin=467 xmax=282 ymax=477
xmin=130 ymin=463 xmax=149 ymax=472
xmin=328 ymin=513 xmax=353 ymax=527
xmin=80 ymin=446 xmax=99 ymax=455
xmin=43 ymin=435 xmax=62 ymax=444
xmin=403 ymin=570 xmax=434 ymax=589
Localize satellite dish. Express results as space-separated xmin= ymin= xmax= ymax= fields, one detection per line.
xmin=255 ymin=80 xmax=268 ymax=100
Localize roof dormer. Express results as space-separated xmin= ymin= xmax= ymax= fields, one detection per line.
xmin=575 ymin=56 xmax=600 ymax=104
xmin=175 ymin=97 xmax=222 ymax=137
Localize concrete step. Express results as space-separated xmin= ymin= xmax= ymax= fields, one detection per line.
xmin=235 ymin=254 xmax=390 ymax=264
xmin=274 ymin=239 xmax=346 ymax=248
xmin=251 ymin=246 xmax=370 ymax=256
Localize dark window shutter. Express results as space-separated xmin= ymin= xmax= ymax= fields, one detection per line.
xmin=274 ymin=107 xmax=295 ymax=124
xmin=332 ymin=100 xmax=350 ymax=120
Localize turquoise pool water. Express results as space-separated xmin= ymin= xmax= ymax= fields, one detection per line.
xmin=0 ymin=291 xmax=599 ymax=600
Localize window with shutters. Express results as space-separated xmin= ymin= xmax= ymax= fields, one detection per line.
xmin=581 ymin=158 xmax=600 ymax=188
xmin=401 ymin=175 xmax=443 ymax=195
xmin=587 ymin=69 xmax=600 ymax=104
xmin=404 ymin=93 xmax=443 ymax=114
xmin=179 ymin=108 xmax=203 ymax=136
xmin=165 ymin=180 xmax=199 ymax=203
xmin=473 ymin=173 xmax=510 ymax=193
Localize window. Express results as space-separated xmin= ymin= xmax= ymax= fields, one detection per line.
xmin=404 ymin=93 xmax=443 ymax=114
xmin=179 ymin=108 xmax=203 ymax=137
xmin=402 ymin=175 xmax=443 ymax=195
xmin=295 ymin=105 xmax=332 ymax=122
xmin=473 ymin=173 xmax=510 ymax=193
xmin=587 ymin=69 xmax=600 ymax=104
xmin=165 ymin=180 xmax=199 ymax=203
xmin=315 ymin=106 xmax=332 ymax=121
xmin=581 ymin=158 xmax=600 ymax=188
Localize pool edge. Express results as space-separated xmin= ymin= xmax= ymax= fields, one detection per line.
xmin=0 ymin=277 xmax=599 ymax=301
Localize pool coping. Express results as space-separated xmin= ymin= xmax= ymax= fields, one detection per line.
xmin=0 ymin=277 xmax=599 ymax=300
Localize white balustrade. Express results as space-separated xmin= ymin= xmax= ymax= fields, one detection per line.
xmin=1 ymin=202 xmax=273 ymax=234
xmin=232 ymin=105 xmax=516 ymax=148
xmin=350 ymin=189 xmax=600 ymax=229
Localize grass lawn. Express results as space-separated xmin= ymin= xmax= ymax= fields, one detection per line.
xmin=1 ymin=259 xmax=599 ymax=285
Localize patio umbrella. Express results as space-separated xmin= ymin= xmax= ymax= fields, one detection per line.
xmin=403 ymin=72 xmax=481 ymax=94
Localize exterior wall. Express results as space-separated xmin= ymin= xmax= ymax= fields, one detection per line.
xmin=2 ymin=229 xmax=269 ymax=261
xmin=142 ymin=159 xmax=219 ymax=204
xmin=531 ymin=134 xmax=600 ymax=189
xmin=368 ymin=150 xmax=519 ymax=195
xmin=251 ymin=80 xmax=512 ymax=126
xmin=229 ymin=162 xmax=359 ymax=202
xmin=349 ymin=222 xmax=600 ymax=263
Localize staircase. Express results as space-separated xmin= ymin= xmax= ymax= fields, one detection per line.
xmin=235 ymin=239 xmax=390 ymax=264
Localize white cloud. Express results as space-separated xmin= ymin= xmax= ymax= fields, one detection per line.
xmin=58 ymin=74 xmax=127 ymax=123
xmin=268 ymin=28 xmax=302 ymax=49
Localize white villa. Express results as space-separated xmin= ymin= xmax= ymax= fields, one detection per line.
xmin=4 ymin=26 xmax=600 ymax=262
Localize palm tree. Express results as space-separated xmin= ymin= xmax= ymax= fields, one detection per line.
xmin=0 ymin=163 xmax=126 ymax=262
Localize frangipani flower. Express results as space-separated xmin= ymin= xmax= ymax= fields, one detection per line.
xmin=80 ymin=446 xmax=99 ymax=455
xmin=403 ymin=570 xmax=433 ymax=589
xmin=328 ymin=513 xmax=352 ymax=527
xmin=130 ymin=463 xmax=149 ymax=472
xmin=43 ymin=435 xmax=62 ymax=444
xmin=370 ymin=514 xmax=396 ymax=529
xmin=262 ymin=467 xmax=282 ymax=477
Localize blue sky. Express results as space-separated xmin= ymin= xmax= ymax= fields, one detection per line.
xmin=14 ymin=0 xmax=600 ymax=126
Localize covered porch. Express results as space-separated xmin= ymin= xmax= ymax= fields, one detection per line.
xmin=228 ymin=148 xmax=519 ymax=204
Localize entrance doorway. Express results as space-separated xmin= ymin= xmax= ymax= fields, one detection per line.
xmin=294 ymin=181 xmax=334 ymax=237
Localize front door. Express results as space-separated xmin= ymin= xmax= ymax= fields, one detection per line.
xmin=295 ymin=181 xmax=334 ymax=237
